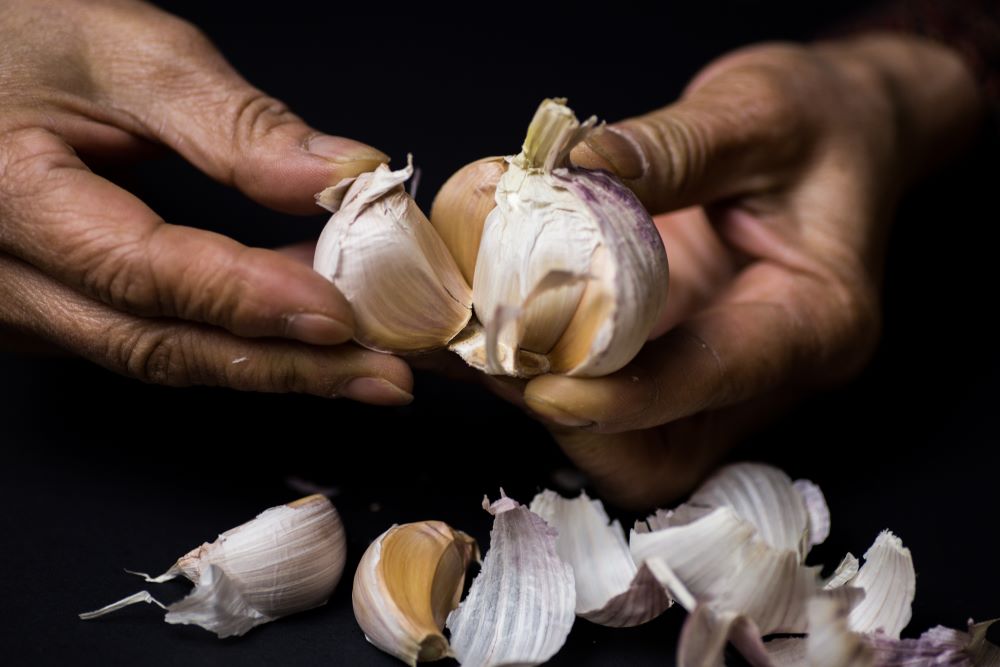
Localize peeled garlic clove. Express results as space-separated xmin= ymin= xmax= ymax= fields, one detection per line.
xmin=352 ymin=521 xmax=478 ymax=666
xmin=446 ymin=492 xmax=576 ymax=667
xmin=313 ymin=156 xmax=472 ymax=353
xmin=429 ymin=156 xmax=507 ymax=284
xmin=529 ymin=489 xmax=670 ymax=627
xmin=80 ymin=494 xmax=346 ymax=638
xmin=471 ymin=98 xmax=668 ymax=377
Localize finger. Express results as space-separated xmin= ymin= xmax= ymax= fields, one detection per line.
xmin=570 ymin=51 xmax=816 ymax=214
xmin=524 ymin=262 xmax=878 ymax=433
xmin=0 ymin=128 xmax=354 ymax=344
xmin=0 ymin=251 xmax=413 ymax=405
xmin=85 ymin=7 xmax=387 ymax=214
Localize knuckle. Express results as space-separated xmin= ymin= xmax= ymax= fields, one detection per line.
xmin=112 ymin=324 xmax=190 ymax=386
xmin=226 ymin=346 xmax=305 ymax=394
xmin=225 ymin=90 xmax=299 ymax=185
xmin=73 ymin=226 xmax=159 ymax=314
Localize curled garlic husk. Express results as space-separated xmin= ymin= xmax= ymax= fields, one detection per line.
xmin=468 ymin=98 xmax=669 ymax=377
xmin=529 ymin=489 xmax=671 ymax=627
xmin=446 ymin=493 xmax=576 ymax=667
xmin=313 ymin=156 xmax=472 ymax=353
xmin=79 ymin=494 xmax=346 ymax=638
xmin=352 ymin=521 xmax=478 ymax=666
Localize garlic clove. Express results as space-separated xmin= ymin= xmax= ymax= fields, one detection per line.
xmin=429 ymin=156 xmax=507 ymax=284
xmin=80 ymin=494 xmax=346 ymax=637
xmin=471 ymin=99 xmax=669 ymax=377
xmin=446 ymin=492 xmax=576 ymax=667
xmin=313 ymin=156 xmax=472 ymax=354
xmin=352 ymin=521 xmax=478 ymax=666
xmin=529 ymin=489 xmax=670 ymax=627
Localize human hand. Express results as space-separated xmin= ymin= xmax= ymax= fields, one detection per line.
xmin=0 ymin=0 xmax=412 ymax=404
xmin=435 ymin=35 xmax=981 ymax=507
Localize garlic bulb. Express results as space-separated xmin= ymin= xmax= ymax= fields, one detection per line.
xmin=352 ymin=521 xmax=479 ymax=666
xmin=313 ymin=100 xmax=666 ymax=378
xmin=80 ymin=494 xmax=346 ymax=638
xmin=469 ymin=98 xmax=668 ymax=377
xmin=313 ymin=157 xmax=472 ymax=354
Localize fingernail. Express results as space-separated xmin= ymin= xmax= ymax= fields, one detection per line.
xmin=307 ymin=135 xmax=389 ymax=165
xmin=524 ymin=395 xmax=594 ymax=428
xmin=571 ymin=127 xmax=644 ymax=180
xmin=340 ymin=377 xmax=414 ymax=406
xmin=285 ymin=313 xmax=353 ymax=345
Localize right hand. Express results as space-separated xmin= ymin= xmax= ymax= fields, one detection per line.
xmin=0 ymin=0 xmax=412 ymax=405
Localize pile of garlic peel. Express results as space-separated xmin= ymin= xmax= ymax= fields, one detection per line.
xmin=353 ymin=465 xmax=999 ymax=667
xmin=312 ymin=98 xmax=669 ymax=378
xmin=80 ymin=494 xmax=346 ymax=638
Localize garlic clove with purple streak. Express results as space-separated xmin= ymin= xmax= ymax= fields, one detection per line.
xmin=467 ymin=98 xmax=669 ymax=377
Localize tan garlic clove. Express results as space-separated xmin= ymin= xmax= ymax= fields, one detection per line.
xmin=429 ymin=156 xmax=507 ymax=285
xmin=80 ymin=494 xmax=346 ymax=638
xmin=353 ymin=521 xmax=478 ymax=666
xmin=313 ymin=157 xmax=472 ymax=354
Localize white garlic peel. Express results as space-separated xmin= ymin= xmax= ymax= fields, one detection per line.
xmin=79 ymin=494 xmax=346 ymax=638
xmin=352 ymin=521 xmax=479 ymax=666
xmin=313 ymin=156 xmax=472 ymax=354
xmin=471 ymin=99 xmax=668 ymax=377
xmin=446 ymin=492 xmax=576 ymax=667
xmin=529 ymin=489 xmax=671 ymax=627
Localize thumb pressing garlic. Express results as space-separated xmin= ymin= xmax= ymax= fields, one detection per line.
xmin=313 ymin=99 xmax=668 ymax=378
xmin=80 ymin=494 xmax=346 ymax=638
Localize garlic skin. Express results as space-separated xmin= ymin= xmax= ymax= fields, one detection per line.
xmin=471 ymin=99 xmax=668 ymax=377
xmin=529 ymin=489 xmax=671 ymax=627
xmin=352 ymin=521 xmax=478 ymax=666
xmin=313 ymin=157 xmax=472 ymax=354
xmin=80 ymin=494 xmax=346 ymax=638
xmin=446 ymin=493 xmax=577 ymax=667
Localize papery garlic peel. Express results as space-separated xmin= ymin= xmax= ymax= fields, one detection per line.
xmin=80 ymin=494 xmax=346 ymax=638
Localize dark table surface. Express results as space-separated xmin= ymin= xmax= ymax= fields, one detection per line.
xmin=2 ymin=1 xmax=998 ymax=665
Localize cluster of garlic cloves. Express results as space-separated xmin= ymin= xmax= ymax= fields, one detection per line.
xmin=80 ymin=494 xmax=346 ymax=638
xmin=312 ymin=99 xmax=669 ymax=378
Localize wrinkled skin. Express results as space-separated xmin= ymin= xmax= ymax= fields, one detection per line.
xmin=440 ymin=35 xmax=982 ymax=508
xmin=0 ymin=0 xmax=413 ymax=405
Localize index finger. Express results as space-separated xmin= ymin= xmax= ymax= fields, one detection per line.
xmin=0 ymin=128 xmax=353 ymax=345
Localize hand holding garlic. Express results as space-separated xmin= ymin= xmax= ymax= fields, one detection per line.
xmin=0 ymin=0 xmax=412 ymax=406
xmin=434 ymin=35 xmax=983 ymax=508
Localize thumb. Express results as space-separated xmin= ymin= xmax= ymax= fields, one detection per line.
xmin=107 ymin=22 xmax=387 ymax=214
xmin=570 ymin=60 xmax=810 ymax=215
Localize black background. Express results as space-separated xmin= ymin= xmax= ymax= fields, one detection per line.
xmin=2 ymin=1 xmax=998 ymax=665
